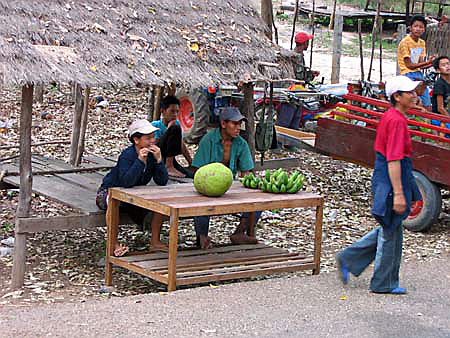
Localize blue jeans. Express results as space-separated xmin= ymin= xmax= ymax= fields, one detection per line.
xmin=405 ymin=71 xmax=431 ymax=107
xmin=338 ymin=224 xmax=403 ymax=292
xmin=431 ymin=119 xmax=450 ymax=138
xmin=194 ymin=211 xmax=262 ymax=237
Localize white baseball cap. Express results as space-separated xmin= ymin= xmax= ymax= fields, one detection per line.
xmin=127 ymin=119 xmax=159 ymax=137
xmin=385 ymin=76 xmax=422 ymax=98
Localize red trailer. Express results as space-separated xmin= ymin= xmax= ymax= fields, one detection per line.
xmin=315 ymin=93 xmax=450 ymax=232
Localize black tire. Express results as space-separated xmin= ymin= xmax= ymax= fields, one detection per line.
xmin=178 ymin=88 xmax=211 ymax=144
xmin=403 ymin=171 xmax=442 ymax=232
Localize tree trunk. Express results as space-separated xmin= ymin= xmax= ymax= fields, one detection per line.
xmin=11 ymin=84 xmax=34 ymax=289
xmin=331 ymin=14 xmax=343 ymax=84
xmin=147 ymin=86 xmax=155 ymax=121
xmin=153 ymin=86 xmax=164 ymax=121
xmin=261 ymin=0 xmax=274 ymax=40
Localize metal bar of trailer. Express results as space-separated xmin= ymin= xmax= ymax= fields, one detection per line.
xmin=336 ymin=103 xmax=450 ymax=134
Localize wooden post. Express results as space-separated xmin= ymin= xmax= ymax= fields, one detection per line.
xmin=167 ymin=208 xmax=179 ymax=292
xmin=242 ymin=82 xmax=256 ymax=163
xmin=261 ymin=0 xmax=274 ymax=41
xmin=105 ymin=198 xmax=120 ymax=286
xmin=367 ymin=0 xmax=381 ymax=82
xmin=147 ymin=85 xmax=155 ymax=121
xmin=396 ymin=24 xmax=407 ymax=75
xmin=69 ymin=83 xmax=83 ymax=165
xmin=290 ymin=0 xmax=300 ymax=50
xmin=406 ymin=0 xmax=411 ymax=23
xmin=358 ymin=19 xmax=365 ymax=81
xmin=331 ymin=14 xmax=343 ymax=84
xmin=75 ymin=87 xmax=90 ymax=166
xmin=11 ymin=84 xmax=34 ymax=289
xmin=153 ymin=86 xmax=163 ymax=121
xmin=329 ymin=0 xmax=337 ymax=30
xmin=34 ymin=84 xmax=44 ymax=104
xmin=312 ymin=203 xmax=323 ymax=275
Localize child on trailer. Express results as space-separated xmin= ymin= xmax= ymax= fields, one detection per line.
xmin=95 ymin=119 xmax=169 ymax=256
xmin=431 ymin=56 xmax=450 ymax=138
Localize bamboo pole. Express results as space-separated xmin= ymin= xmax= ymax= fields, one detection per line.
xmin=69 ymin=83 xmax=83 ymax=165
xmin=367 ymin=0 xmax=381 ymax=82
xmin=358 ymin=19 xmax=365 ymax=81
xmin=329 ymin=0 xmax=338 ymax=30
xmin=379 ymin=18 xmax=383 ymax=82
xmin=290 ymin=0 xmax=300 ymax=50
xmin=11 ymin=84 xmax=34 ymax=289
xmin=310 ymin=0 xmax=316 ymax=69
xmin=75 ymin=87 xmax=91 ymax=166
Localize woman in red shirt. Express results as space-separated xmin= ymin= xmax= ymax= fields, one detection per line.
xmin=336 ymin=76 xmax=422 ymax=294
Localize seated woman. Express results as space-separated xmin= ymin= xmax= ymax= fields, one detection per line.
xmin=95 ymin=119 xmax=169 ymax=255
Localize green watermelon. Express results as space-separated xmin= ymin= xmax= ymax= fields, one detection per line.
xmin=194 ymin=163 xmax=233 ymax=197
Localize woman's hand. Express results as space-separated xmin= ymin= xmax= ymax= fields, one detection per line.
xmin=148 ymin=144 xmax=162 ymax=163
xmin=393 ymin=193 xmax=407 ymax=214
xmin=138 ymin=147 xmax=151 ymax=163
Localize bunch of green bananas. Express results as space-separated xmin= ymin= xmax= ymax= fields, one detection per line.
xmin=240 ymin=169 xmax=305 ymax=194
xmin=240 ymin=173 xmax=261 ymax=189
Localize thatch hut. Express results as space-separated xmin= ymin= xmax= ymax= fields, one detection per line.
xmin=0 ymin=0 xmax=295 ymax=288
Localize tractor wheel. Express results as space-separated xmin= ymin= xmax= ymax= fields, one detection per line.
xmin=177 ymin=88 xmax=210 ymax=144
xmin=403 ymin=171 xmax=442 ymax=232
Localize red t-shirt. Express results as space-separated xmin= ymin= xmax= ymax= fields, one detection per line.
xmin=374 ymin=107 xmax=412 ymax=161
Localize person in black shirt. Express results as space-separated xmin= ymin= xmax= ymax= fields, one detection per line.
xmin=431 ymin=56 xmax=450 ymax=138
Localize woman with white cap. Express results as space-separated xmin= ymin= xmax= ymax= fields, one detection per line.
xmin=336 ymin=76 xmax=423 ymax=294
xmin=96 ymin=119 xmax=169 ymax=256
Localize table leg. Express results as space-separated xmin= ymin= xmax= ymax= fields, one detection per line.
xmin=105 ymin=198 xmax=120 ymax=286
xmin=312 ymin=202 xmax=324 ymax=275
xmin=167 ymin=208 xmax=179 ymax=292
xmin=247 ymin=211 xmax=256 ymax=237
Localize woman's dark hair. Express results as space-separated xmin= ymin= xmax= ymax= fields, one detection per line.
xmin=409 ymin=15 xmax=427 ymax=27
xmin=432 ymin=55 xmax=450 ymax=70
xmin=161 ymin=95 xmax=180 ymax=110
xmin=129 ymin=132 xmax=144 ymax=144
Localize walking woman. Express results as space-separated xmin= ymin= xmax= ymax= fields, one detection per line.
xmin=337 ymin=76 xmax=423 ymax=294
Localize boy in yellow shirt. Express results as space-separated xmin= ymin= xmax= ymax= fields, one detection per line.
xmin=397 ymin=15 xmax=435 ymax=109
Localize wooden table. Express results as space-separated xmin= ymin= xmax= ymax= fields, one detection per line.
xmin=105 ymin=182 xmax=324 ymax=291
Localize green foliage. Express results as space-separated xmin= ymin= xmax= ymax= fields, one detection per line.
xmin=276 ymin=13 xmax=289 ymax=21
xmin=0 ymin=223 xmax=14 ymax=235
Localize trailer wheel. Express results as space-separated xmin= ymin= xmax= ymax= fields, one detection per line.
xmin=177 ymin=89 xmax=210 ymax=144
xmin=403 ymin=171 xmax=442 ymax=232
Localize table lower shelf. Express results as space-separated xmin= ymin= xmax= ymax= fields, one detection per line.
xmin=109 ymin=243 xmax=315 ymax=286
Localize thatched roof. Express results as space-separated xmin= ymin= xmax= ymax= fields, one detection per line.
xmin=0 ymin=0 xmax=295 ymax=88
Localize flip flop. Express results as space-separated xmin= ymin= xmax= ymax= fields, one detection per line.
xmin=113 ymin=245 xmax=129 ymax=257
xmin=372 ymin=287 xmax=407 ymax=295
xmin=336 ymin=255 xmax=349 ymax=285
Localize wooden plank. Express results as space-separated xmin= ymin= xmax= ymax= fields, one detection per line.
xmin=55 ymin=172 xmax=103 ymax=192
xmin=120 ymin=243 xmax=271 ymax=263
xmin=136 ymin=247 xmax=290 ymax=270
xmin=176 ymin=262 xmax=316 ymax=286
xmin=152 ymin=253 xmax=303 ymax=274
xmin=3 ymin=175 xmax=99 ymax=213
xmin=16 ymin=213 xmax=133 ymax=233
xmin=275 ymin=126 xmax=315 ymax=140
xmin=109 ymin=256 xmax=168 ymax=284
xmin=171 ymin=257 xmax=313 ymax=278
xmin=254 ymin=157 xmax=301 ymax=171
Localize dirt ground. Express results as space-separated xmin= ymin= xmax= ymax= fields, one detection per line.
xmin=1 ymin=2 xmax=449 ymax=308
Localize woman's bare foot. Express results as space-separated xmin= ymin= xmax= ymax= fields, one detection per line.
xmin=149 ymin=241 xmax=169 ymax=252
xmin=230 ymin=233 xmax=258 ymax=245
xmin=113 ymin=243 xmax=129 ymax=257
xmin=167 ymin=167 xmax=186 ymax=178
xmin=199 ymin=235 xmax=213 ymax=249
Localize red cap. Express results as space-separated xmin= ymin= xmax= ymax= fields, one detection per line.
xmin=295 ymin=32 xmax=314 ymax=44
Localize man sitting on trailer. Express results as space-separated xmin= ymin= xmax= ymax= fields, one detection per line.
xmin=192 ymin=107 xmax=262 ymax=249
